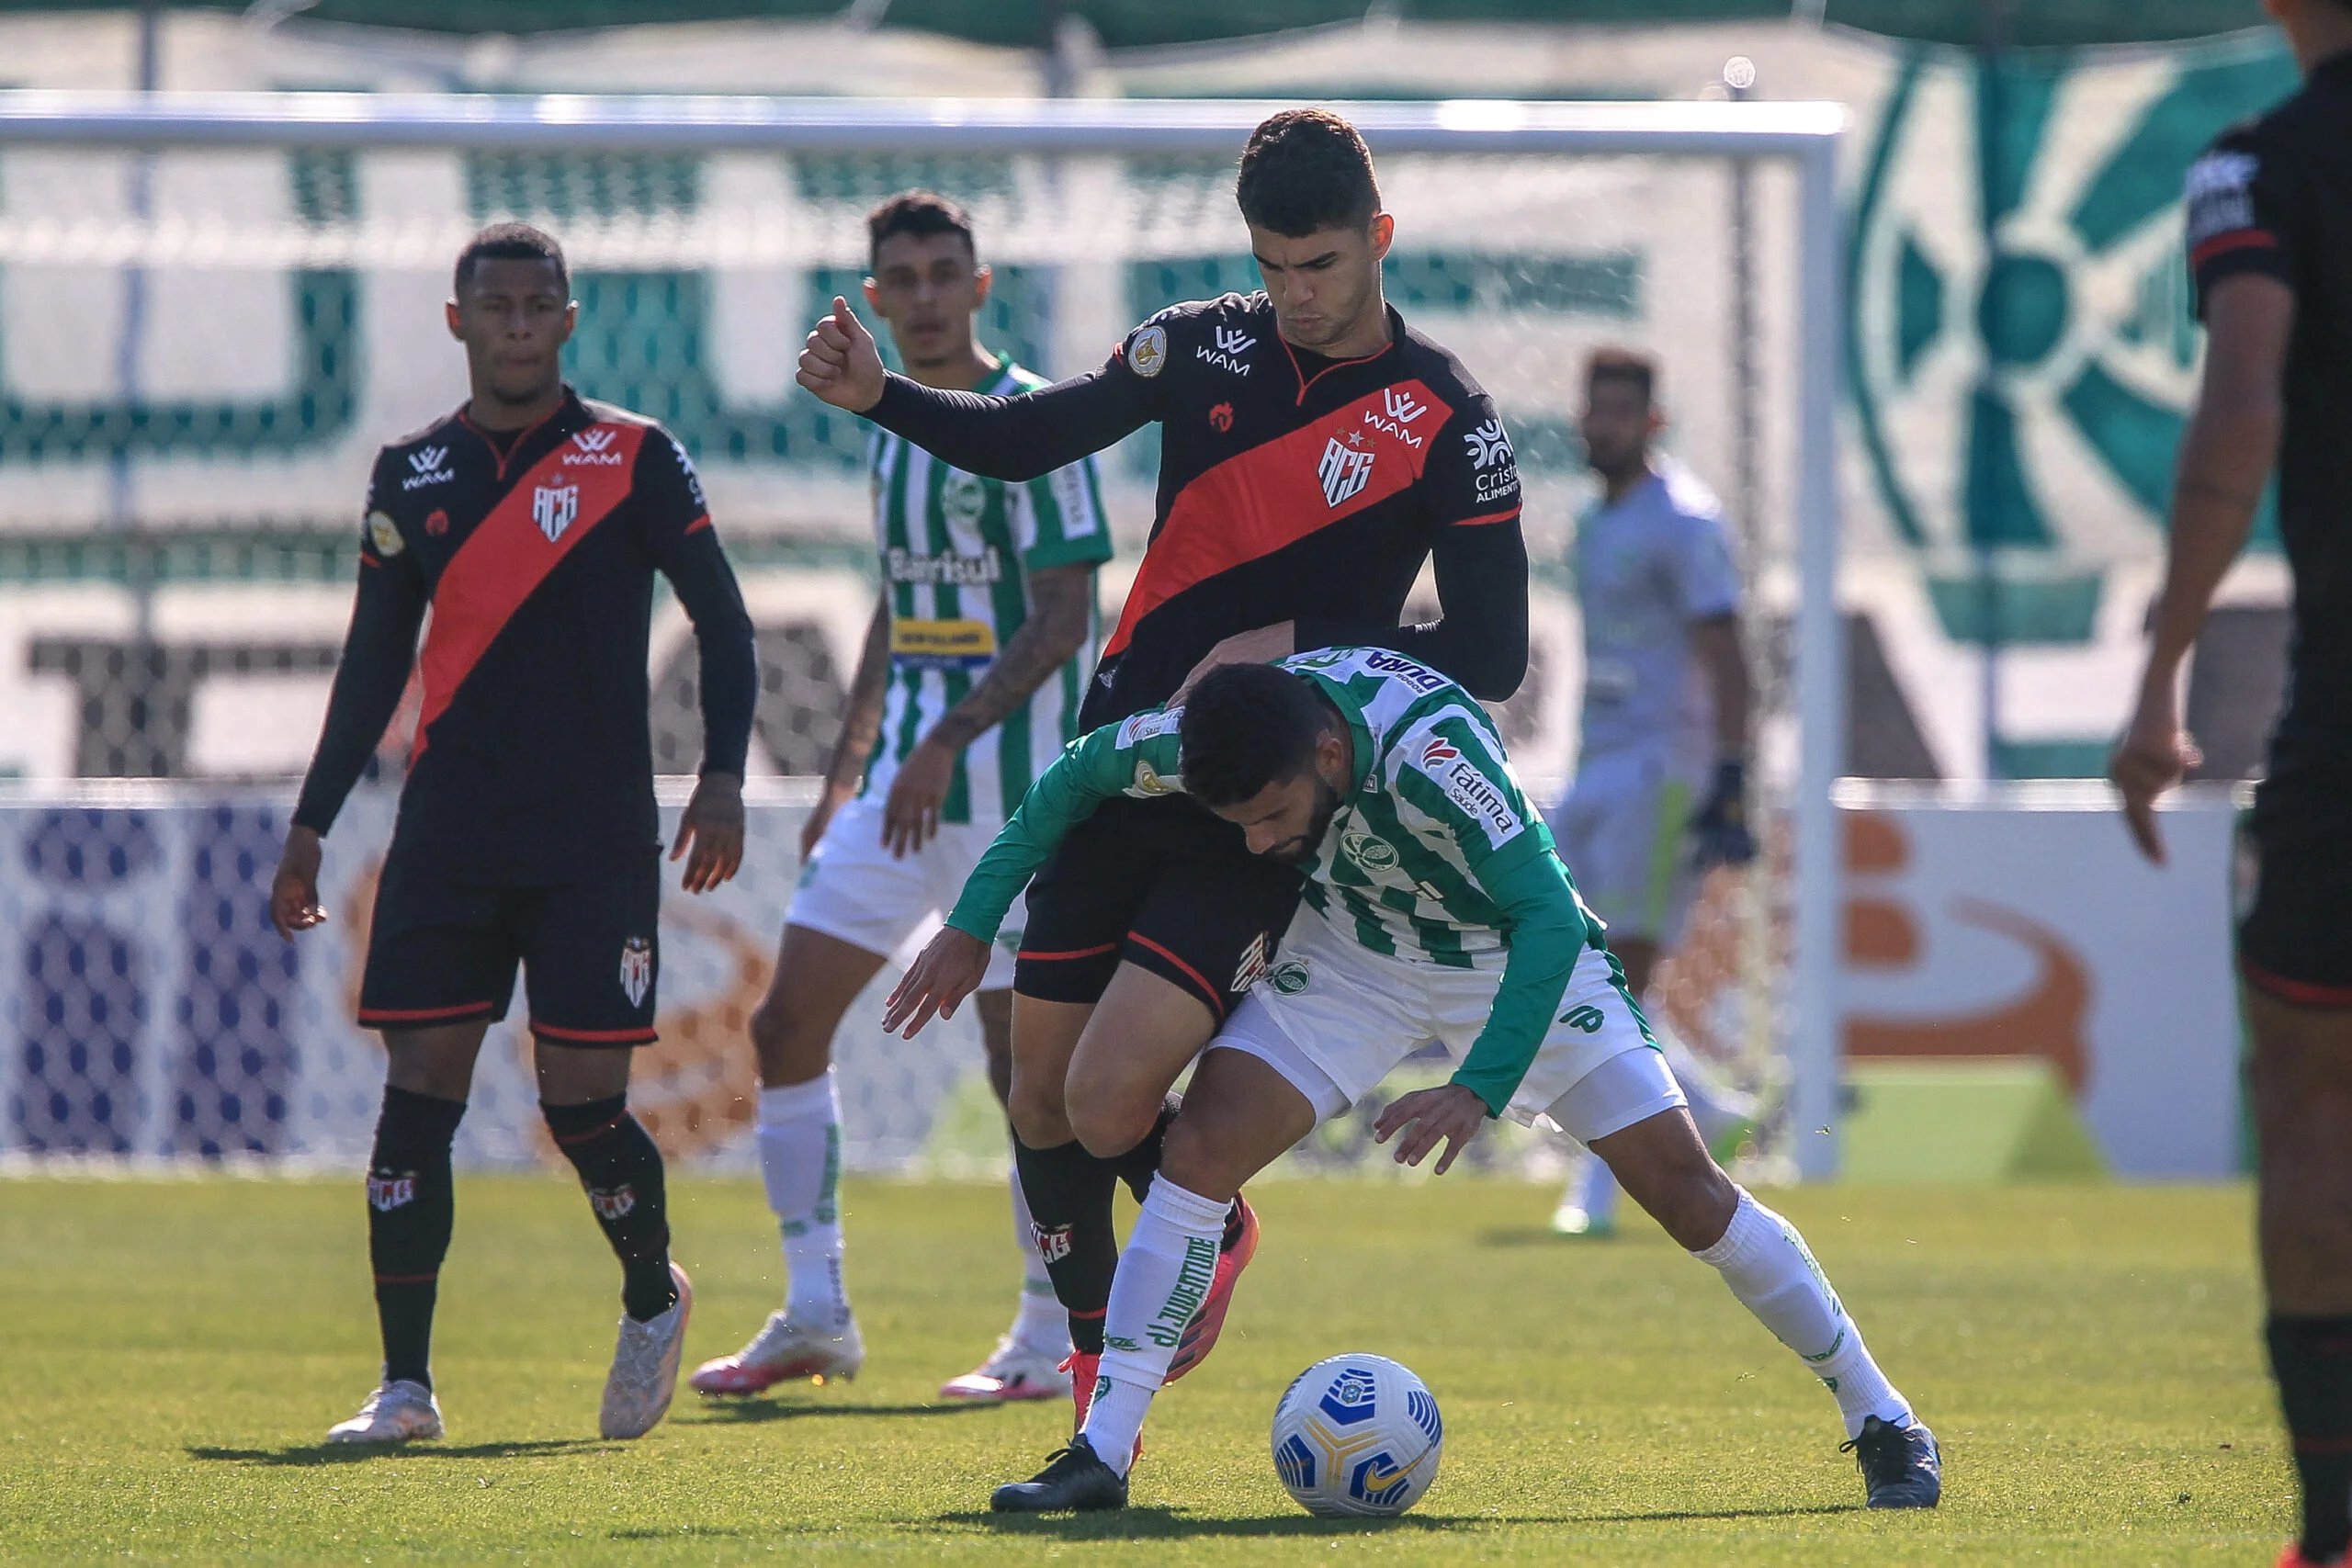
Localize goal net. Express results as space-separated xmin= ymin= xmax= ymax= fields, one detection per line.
xmin=0 ymin=96 xmax=1844 ymax=1179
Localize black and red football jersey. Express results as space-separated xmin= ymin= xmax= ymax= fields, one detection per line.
xmin=293 ymin=388 xmax=756 ymax=884
xmin=865 ymin=291 xmax=1529 ymax=728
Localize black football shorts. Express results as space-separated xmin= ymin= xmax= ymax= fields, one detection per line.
xmin=357 ymin=847 xmax=662 ymax=1045
xmin=2238 ymin=766 xmax=2352 ymax=1006
xmin=1013 ymin=794 xmax=1304 ymax=1022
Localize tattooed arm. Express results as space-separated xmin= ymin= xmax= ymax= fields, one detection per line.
xmin=880 ymin=563 xmax=1097 ymax=858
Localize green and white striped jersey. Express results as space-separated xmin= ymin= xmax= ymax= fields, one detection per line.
xmin=865 ymin=358 xmax=1114 ymax=827
xmin=1274 ymin=646 xmax=1593 ymax=968
xmin=949 ymin=645 xmax=1599 ymax=970
xmin=944 ymin=646 xmax=1607 ymax=1114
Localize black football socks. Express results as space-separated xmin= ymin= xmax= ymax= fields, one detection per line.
xmin=544 ymin=1096 xmax=678 ymax=1322
xmin=1013 ymin=1135 xmax=1122 ymax=1357
xmin=366 ymin=1086 xmax=467 ymax=1389
xmin=2268 ymin=1314 xmax=2352 ymax=1564
xmin=1110 ymin=1096 xmax=1180 ymax=1204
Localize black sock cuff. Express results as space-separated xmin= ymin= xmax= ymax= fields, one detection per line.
xmin=542 ymin=1094 xmax=631 ymax=1144
xmin=377 ymin=1085 xmax=467 ymax=1147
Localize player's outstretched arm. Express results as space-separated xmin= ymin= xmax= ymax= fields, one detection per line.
xmin=885 ymin=564 xmax=1097 ymax=857
xmin=799 ymin=297 xmax=1158 ymax=483
xmin=935 ymin=716 xmax=1148 ymax=947
xmin=2112 ymin=273 xmax=2290 ymax=863
xmin=1447 ymin=852 xmax=1588 ymax=1119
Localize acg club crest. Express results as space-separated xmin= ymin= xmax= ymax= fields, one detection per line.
xmin=619 ymin=936 xmax=653 ymax=1007
xmin=1317 ymin=434 xmax=1374 ymax=509
xmin=533 ymin=482 xmax=580 ymax=543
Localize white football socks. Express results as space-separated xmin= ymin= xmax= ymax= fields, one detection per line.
xmin=1692 ymin=1187 xmax=1912 ymax=1438
xmin=757 ymin=1072 xmax=849 ymax=1332
xmin=1082 ymin=1176 xmax=1228 ymax=1476
xmin=1006 ymin=1153 xmax=1069 ymax=1355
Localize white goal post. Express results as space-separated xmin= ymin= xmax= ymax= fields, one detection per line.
xmin=0 ymin=93 xmax=1848 ymax=1179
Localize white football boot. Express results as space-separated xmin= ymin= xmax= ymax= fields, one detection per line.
xmin=689 ymin=1308 xmax=865 ymax=1395
xmin=325 ymin=1377 xmax=444 ymax=1444
xmin=939 ymin=1334 xmax=1075 ymax=1404
xmin=598 ymin=1263 xmax=693 ymax=1439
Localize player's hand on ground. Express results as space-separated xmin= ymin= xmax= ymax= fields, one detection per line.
xmin=2109 ymin=682 xmax=2201 ymax=866
xmin=1689 ymin=759 xmax=1757 ymax=869
xmin=796 ymin=297 xmax=887 ymax=414
xmin=882 ymin=738 xmax=956 ymax=859
xmin=1372 ymin=1083 xmax=1489 ymax=1176
xmin=800 ymin=778 xmax=856 ymax=863
xmin=269 ymin=827 xmax=327 ymax=943
xmin=881 ymin=928 xmax=989 ymax=1038
xmin=672 ymin=771 xmax=746 ymax=893
xmin=1176 ymin=620 xmax=1296 ymax=700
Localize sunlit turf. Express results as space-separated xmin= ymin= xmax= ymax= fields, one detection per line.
xmin=0 ymin=1174 xmax=2287 ymax=1563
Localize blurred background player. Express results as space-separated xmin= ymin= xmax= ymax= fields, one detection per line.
xmin=797 ymin=110 xmax=1530 ymax=1448
xmin=2110 ymin=2 xmax=2352 ymax=1562
xmin=1548 ymin=347 xmax=1760 ymax=1238
xmin=269 ymin=223 xmax=756 ymax=1444
xmin=690 ymin=192 xmax=1110 ymax=1404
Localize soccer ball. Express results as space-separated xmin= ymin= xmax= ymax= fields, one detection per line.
xmin=1269 ymin=1354 xmax=1443 ymax=1517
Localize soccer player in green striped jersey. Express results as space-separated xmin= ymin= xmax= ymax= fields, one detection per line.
xmin=887 ymin=650 xmax=1939 ymax=1514
xmin=692 ymin=192 xmax=1111 ymax=1407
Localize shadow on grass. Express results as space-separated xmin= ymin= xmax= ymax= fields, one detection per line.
xmin=939 ymin=1501 xmax=1862 ymax=1538
xmin=1579 ymin=1504 xmax=1865 ymax=1524
xmin=941 ymin=1508 xmax=1510 ymax=1540
xmin=187 ymin=1438 xmax=614 ymax=1467
xmin=684 ymin=1397 xmax=998 ymax=1425
xmin=608 ymin=1526 xmax=749 ymax=1540
xmin=1476 ymin=1226 xmax=1631 ymax=1248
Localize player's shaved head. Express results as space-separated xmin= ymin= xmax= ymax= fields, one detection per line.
xmin=1182 ymin=664 xmax=1332 ymax=807
xmin=454 ymin=221 xmax=568 ymax=298
xmin=867 ymin=189 xmax=978 ymax=270
xmin=1237 ymin=108 xmax=1381 ymax=237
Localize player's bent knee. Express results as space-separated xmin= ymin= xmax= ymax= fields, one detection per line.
xmin=1159 ymin=1111 xmax=1256 ymax=1203
xmin=1068 ymin=1094 xmax=1159 ymax=1162
xmin=1007 ymin=1072 xmax=1074 ymax=1149
xmin=748 ymin=994 xmax=835 ymax=1086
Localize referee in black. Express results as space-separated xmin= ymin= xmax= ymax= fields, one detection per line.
xmin=2111 ymin=4 xmax=2352 ymax=1562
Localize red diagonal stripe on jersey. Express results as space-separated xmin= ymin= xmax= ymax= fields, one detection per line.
xmin=1104 ymin=379 xmax=1453 ymax=657
xmin=413 ymin=422 xmax=647 ymax=759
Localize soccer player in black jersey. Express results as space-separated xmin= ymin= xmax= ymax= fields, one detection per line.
xmin=270 ymin=222 xmax=758 ymax=1447
xmin=798 ymin=109 xmax=1531 ymax=1479
xmin=2110 ymin=5 xmax=2352 ymax=1563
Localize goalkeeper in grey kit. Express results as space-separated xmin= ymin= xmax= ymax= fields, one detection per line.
xmin=885 ymin=648 xmax=1940 ymax=1513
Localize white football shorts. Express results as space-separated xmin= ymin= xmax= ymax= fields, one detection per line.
xmin=1208 ymin=908 xmax=1684 ymax=1145
xmin=786 ymin=793 xmax=1021 ymax=989
xmin=1548 ymin=745 xmax=1711 ymax=948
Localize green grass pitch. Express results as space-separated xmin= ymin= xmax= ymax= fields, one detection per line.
xmin=0 ymin=1175 xmax=2289 ymax=1564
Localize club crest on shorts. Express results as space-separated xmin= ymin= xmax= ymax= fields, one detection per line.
xmin=618 ymin=936 xmax=653 ymax=1008
xmin=533 ymin=481 xmax=580 ymax=542
xmin=1268 ymin=958 xmax=1311 ymax=995
xmin=367 ymin=1169 xmax=417 ymax=1212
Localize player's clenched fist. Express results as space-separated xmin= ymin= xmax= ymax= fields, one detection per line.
xmin=881 ymin=926 xmax=989 ymax=1038
xmin=796 ymin=296 xmax=887 ymax=414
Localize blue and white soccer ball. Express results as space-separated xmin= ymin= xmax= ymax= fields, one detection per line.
xmin=1269 ymin=1353 xmax=1443 ymax=1517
